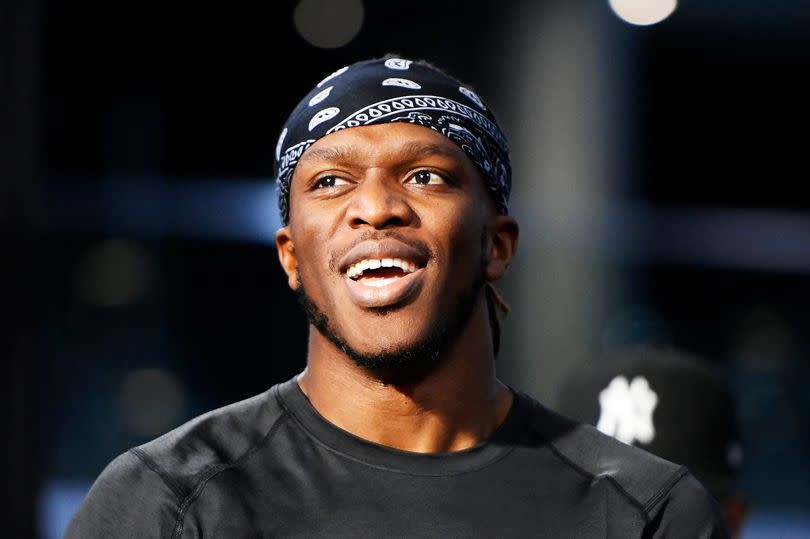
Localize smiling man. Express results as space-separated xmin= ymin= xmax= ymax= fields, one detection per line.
xmin=66 ymin=57 xmax=729 ymax=538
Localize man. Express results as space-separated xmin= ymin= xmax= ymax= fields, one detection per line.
xmin=67 ymin=56 xmax=729 ymax=537
xmin=555 ymin=345 xmax=749 ymax=537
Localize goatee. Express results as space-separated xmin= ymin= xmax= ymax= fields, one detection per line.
xmin=295 ymin=273 xmax=484 ymax=382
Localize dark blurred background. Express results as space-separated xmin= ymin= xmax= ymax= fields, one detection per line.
xmin=2 ymin=0 xmax=809 ymax=537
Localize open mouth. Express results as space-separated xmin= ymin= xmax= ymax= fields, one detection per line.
xmin=346 ymin=258 xmax=419 ymax=287
xmin=338 ymin=239 xmax=430 ymax=308
xmin=341 ymin=256 xmax=427 ymax=308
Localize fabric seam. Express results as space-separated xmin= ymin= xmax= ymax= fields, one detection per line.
xmin=128 ymin=447 xmax=185 ymax=502
xmin=169 ymin=399 xmax=289 ymax=539
xmin=545 ymin=439 xmax=651 ymax=524
xmin=642 ymin=466 xmax=689 ymax=513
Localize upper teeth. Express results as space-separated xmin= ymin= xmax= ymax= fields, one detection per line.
xmin=346 ymin=258 xmax=418 ymax=279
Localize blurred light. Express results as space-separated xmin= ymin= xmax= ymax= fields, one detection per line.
xmin=38 ymin=479 xmax=93 ymax=539
xmin=119 ymin=368 xmax=187 ymax=437
xmin=72 ymin=239 xmax=153 ymax=307
xmin=48 ymin=176 xmax=281 ymax=243
xmin=608 ymin=0 xmax=677 ymax=26
xmin=742 ymin=510 xmax=810 ymax=539
xmin=605 ymin=203 xmax=810 ymax=274
xmin=293 ymin=0 xmax=364 ymax=49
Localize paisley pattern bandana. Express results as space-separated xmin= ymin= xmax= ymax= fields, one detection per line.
xmin=274 ymin=57 xmax=511 ymax=224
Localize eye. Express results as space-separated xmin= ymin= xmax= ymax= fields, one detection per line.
xmin=406 ymin=169 xmax=447 ymax=186
xmin=313 ymin=175 xmax=350 ymax=189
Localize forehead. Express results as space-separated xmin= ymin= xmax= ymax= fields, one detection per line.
xmin=295 ymin=123 xmax=478 ymax=172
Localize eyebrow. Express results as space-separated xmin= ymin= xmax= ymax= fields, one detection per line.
xmin=297 ymin=140 xmax=464 ymax=166
xmin=399 ymin=141 xmax=464 ymax=162
xmin=297 ymin=145 xmax=358 ymax=165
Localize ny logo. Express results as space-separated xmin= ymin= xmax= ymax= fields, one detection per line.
xmin=596 ymin=375 xmax=658 ymax=445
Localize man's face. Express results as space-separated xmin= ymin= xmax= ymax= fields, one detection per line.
xmin=276 ymin=122 xmax=512 ymax=366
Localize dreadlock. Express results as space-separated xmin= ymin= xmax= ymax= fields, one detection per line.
xmin=485 ymin=282 xmax=509 ymax=356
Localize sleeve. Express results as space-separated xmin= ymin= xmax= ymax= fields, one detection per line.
xmin=645 ymin=472 xmax=731 ymax=539
xmin=64 ymin=450 xmax=182 ymax=539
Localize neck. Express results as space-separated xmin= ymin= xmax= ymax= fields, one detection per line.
xmin=297 ymin=300 xmax=513 ymax=453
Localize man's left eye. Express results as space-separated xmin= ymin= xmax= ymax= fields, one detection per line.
xmin=407 ymin=170 xmax=446 ymax=185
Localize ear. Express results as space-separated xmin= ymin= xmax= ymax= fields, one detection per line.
xmin=275 ymin=226 xmax=300 ymax=290
xmin=484 ymin=215 xmax=519 ymax=282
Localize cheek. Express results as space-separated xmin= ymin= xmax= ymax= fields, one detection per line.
xmin=296 ymin=244 xmax=328 ymax=282
xmin=434 ymin=206 xmax=487 ymax=277
xmin=290 ymin=226 xmax=333 ymax=290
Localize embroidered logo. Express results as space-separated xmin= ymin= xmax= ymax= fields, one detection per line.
xmin=596 ymin=375 xmax=658 ymax=445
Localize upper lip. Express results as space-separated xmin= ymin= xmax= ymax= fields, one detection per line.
xmin=338 ymin=239 xmax=430 ymax=274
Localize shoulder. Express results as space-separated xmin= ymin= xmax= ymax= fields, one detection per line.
xmin=645 ymin=472 xmax=730 ymax=538
xmin=66 ymin=384 xmax=290 ymax=538
xmin=65 ymin=450 xmax=182 ymax=538
xmin=133 ymin=384 xmax=288 ymax=498
xmin=517 ymin=392 xmax=714 ymax=520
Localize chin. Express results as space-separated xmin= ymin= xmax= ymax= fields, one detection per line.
xmin=344 ymin=336 xmax=446 ymax=375
xmin=296 ymin=273 xmax=482 ymax=375
xmin=340 ymin=319 xmax=439 ymax=357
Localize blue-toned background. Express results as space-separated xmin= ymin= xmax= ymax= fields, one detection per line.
xmin=3 ymin=1 xmax=809 ymax=537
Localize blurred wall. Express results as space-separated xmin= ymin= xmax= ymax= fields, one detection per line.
xmin=495 ymin=0 xmax=620 ymax=404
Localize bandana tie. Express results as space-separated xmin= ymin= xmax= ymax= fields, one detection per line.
xmin=274 ymin=57 xmax=512 ymax=224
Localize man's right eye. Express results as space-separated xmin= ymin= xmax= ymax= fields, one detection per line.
xmin=313 ymin=176 xmax=349 ymax=189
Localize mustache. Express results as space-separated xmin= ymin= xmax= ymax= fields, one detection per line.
xmin=328 ymin=230 xmax=434 ymax=273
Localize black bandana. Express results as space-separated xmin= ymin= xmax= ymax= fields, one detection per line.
xmin=274 ymin=57 xmax=511 ymax=224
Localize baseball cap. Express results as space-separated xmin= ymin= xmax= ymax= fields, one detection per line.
xmin=555 ymin=345 xmax=744 ymax=504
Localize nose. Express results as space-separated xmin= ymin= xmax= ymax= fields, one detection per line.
xmin=345 ymin=176 xmax=415 ymax=229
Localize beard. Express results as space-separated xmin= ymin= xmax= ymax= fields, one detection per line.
xmin=295 ymin=270 xmax=485 ymax=379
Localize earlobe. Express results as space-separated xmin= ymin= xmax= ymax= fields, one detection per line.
xmin=275 ymin=227 xmax=300 ymax=290
xmin=484 ymin=216 xmax=519 ymax=282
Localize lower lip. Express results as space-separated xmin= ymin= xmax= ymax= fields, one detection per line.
xmin=343 ymin=267 xmax=426 ymax=309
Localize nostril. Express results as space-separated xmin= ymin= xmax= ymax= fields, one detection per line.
xmin=349 ymin=214 xmax=408 ymax=229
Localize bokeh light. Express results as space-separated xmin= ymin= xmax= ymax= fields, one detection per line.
xmin=608 ymin=0 xmax=677 ymax=26
xmin=119 ymin=368 xmax=187 ymax=438
xmin=293 ymin=0 xmax=365 ymax=49
xmin=72 ymin=239 xmax=153 ymax=307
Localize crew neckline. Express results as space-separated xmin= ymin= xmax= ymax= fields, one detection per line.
xmin=274 ymin=376 xmax=528 ymax=476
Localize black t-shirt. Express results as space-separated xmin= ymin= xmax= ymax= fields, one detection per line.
xmin=66 ymin=377 xmax=729 ymax=538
